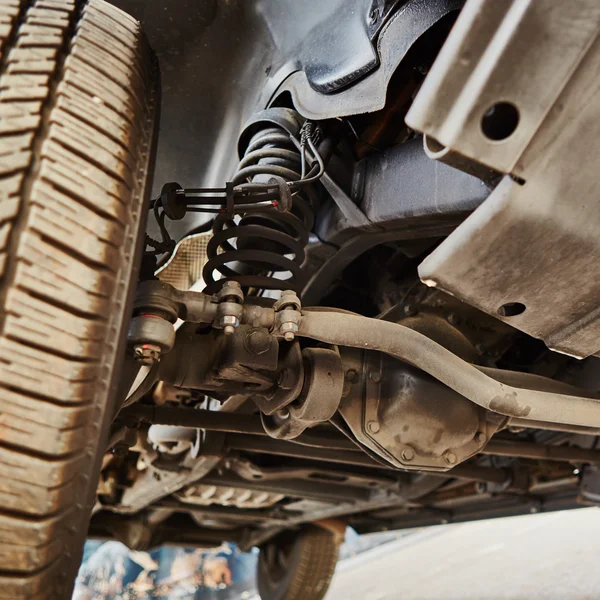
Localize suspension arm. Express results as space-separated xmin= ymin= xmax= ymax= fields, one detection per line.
xmin=298 ymin=310 xmax=600 ymax=429
xmin=224 ymin=433 xmax=509 ymax=485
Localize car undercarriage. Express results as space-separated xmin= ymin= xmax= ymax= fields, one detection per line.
xmin=2 ymin=0 xmax=600 ymax=598
xmin=95 ymin=0 xmax=600 ymax=568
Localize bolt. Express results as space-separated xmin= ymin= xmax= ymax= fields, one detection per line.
xmin=476 ymin=432 xmax=487 ymax=444
xmin=246 ymin=330 xmax=272 ymax=355
xmin=401 ymin=447 xmax=415 ymax=461
xmin=444 ymin=451 xmax=457 ymax=465
xmin=275 ymin=289 xmax=301 ymax=311
xmin=367 ymin=420 xmax=380 ymax=434
xmin=345 ymin=369 xmax=359 ymax=384
xmin=369 ymin=371 xmax=381 ymax=384
xmin=284 ymin=331 xmax=295 ymax=342
xmin=368 ymin=7 xmax=379 ymax=24
xmin=133 ymin=343 xmax=161 ymax=365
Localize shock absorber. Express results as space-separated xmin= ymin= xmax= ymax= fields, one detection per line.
xmin=202 ymin=108 xmax=321 ymax=295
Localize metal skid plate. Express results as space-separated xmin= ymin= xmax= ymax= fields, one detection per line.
xmin=407 ymin=0 xmax=600 ymax=358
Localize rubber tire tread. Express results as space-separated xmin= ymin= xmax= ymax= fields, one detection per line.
xmin=257 ymin=526 xmax=340 ymax=600
xmin=0 ymin=0 xmax=158 ymax=597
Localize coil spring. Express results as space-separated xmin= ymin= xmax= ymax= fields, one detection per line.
xmin=202 ymin=123 xmax=316 ymax=295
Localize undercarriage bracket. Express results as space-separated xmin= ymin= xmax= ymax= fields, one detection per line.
xmin=407 ymin=0 xmax=600 ymax=358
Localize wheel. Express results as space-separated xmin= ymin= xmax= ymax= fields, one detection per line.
xmin=257 ymin=526 xmax=340 ymax=600
xmin=0 ymin=0 xmax=159 ymax=597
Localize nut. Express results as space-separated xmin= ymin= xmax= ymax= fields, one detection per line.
xmin=401 ymin=447 xmax=415 ymax=461
xmin=273 ymin=289 xmax=301 ymax=311
xmin=133 ymin=343 xmax=162 ymax=365
xmin=219 ymin=314 xmax=239 ymax=335
xmin=274 ymin=290 xmax=301 ymax=341
xmin=279 ymin=321 xmax=298 ymax=341
xmin=215 ymin=280 xmax=243 ymax=336
xmin=367 ymin=420 xmax=380 ymax=434
xmin=216 ymin=280 xmax=243 ymax=302
xmin=444 ymin=451 xmax=457 ymax=465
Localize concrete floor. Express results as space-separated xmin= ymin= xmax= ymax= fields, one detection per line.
xmin=326 ymin=508 xmax=600 ymax=600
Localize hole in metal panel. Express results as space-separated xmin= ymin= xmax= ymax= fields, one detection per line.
xmin=498 ymin=302 xmax=526 ymax=317
xmin=481 ymin=102 xmax=520 ymax=141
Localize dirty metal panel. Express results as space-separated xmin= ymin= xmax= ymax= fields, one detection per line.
xmin=418 ymin=26 xmax=600 ymax=358
xmin=282 ymin=0 xmax=462 ymax=119
xmin=405 ymin=0 xmax=600 ymax=175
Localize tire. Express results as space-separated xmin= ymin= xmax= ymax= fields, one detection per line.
xmin=257 ymin=526 xmax=340 ymax=600
xmin=0 ymin=1 xmax=159 ymax=598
